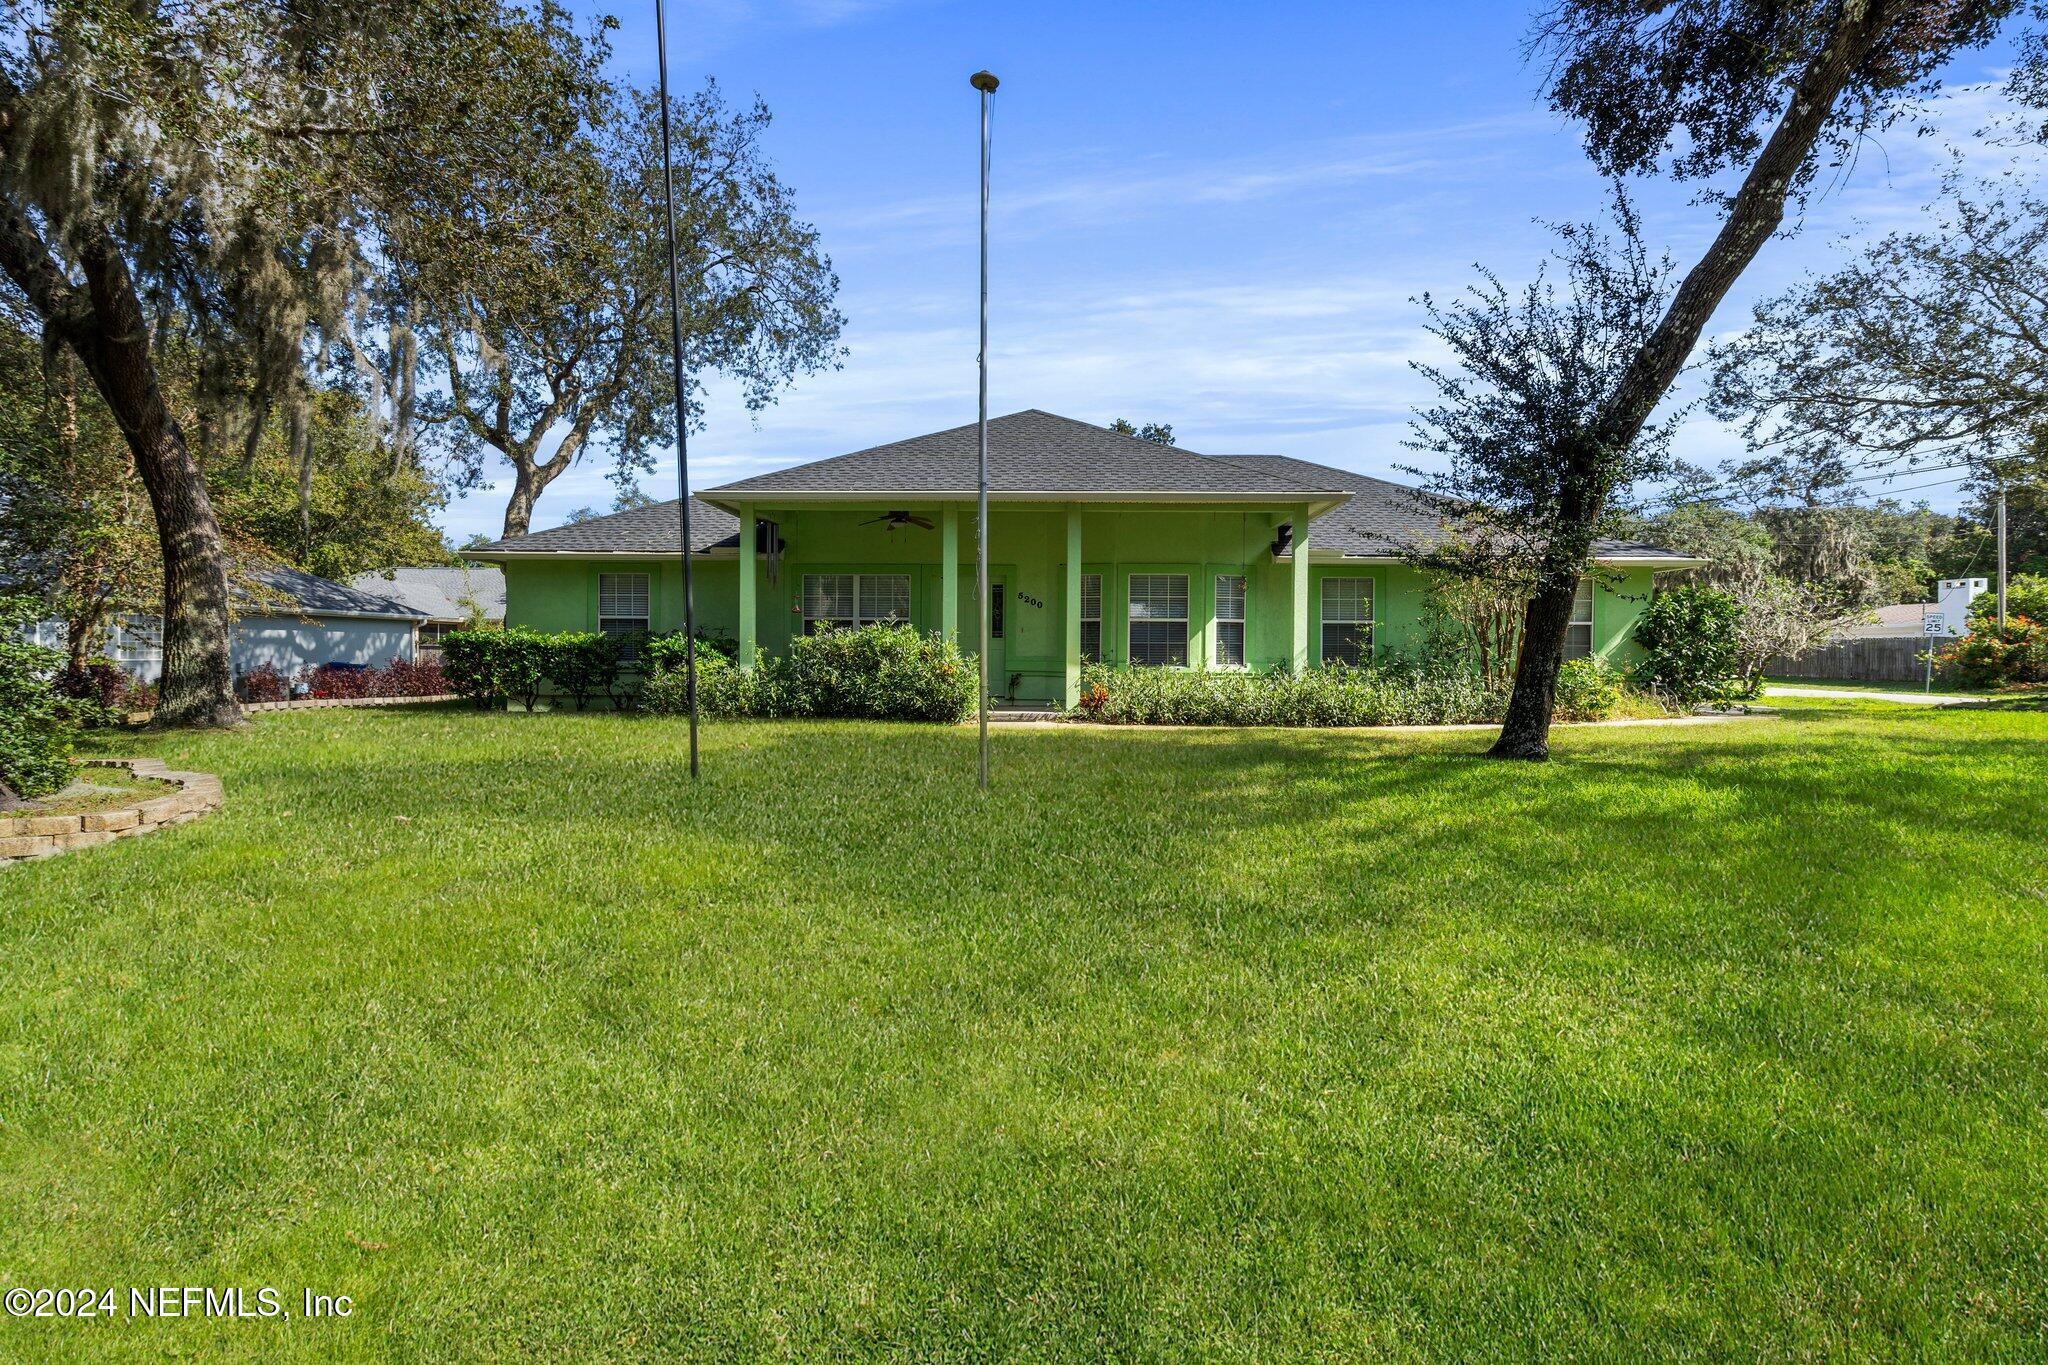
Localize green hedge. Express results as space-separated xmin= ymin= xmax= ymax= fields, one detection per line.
xmin=642 ymin=625 xmax=976 ymax=722
xmin=1073 ymin=656 xmax=1630 ymax=727
xmin=440 ymin=628 xmax=628 ymax=711
xmin=641 ymin=630 xmax=737 ymax=673
xmin=1554 ymin=657 xmax=1626 ymax=722
xmin=1074 ymin=662 xmax=1509 ymax=726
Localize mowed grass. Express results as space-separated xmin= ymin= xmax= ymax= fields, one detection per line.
xmin=2 ymin=700 xmax=2046 ymax=1360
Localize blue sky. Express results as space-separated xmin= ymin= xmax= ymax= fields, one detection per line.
xmin=439 ymin=0 xmax=2035 ymax=542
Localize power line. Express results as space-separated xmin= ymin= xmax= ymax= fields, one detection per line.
xmin=1639 ymin=464 xmax=1973 ymax=515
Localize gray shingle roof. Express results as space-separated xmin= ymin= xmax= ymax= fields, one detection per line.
xmin=347 ymin=566 xmax=507 ymax=623
xmin=705 ymin=410 xmax=1348 ymax=499
xmin=1212 ymin=455 xmax=1452 ymax=557
xmin=468 ymin=498 xmax=739 ymax=557
xmin=464 ymin=414 xmax=1691 ymax=563
xmin=243 ymin=565 xmax=425 ymax=620
xmin=1214 ymin=455 xmax=1691 ymax=560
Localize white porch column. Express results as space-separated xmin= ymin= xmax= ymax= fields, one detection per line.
xmin=941 ymin=507 xmax=960 ymax=644
xmin=1291 ymin=505 xmax=1311 ymax=672
xmin=1064 ymin=508 xmax=1082 ymax=709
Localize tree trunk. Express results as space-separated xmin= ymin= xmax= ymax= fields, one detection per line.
xmin=498 ymin=441 xmax=577 ymax=539
xmin=502 ymin=459 xmax=541 ymax=539
xmin=390 ymin=324 xmax=417 ymax=476
xmin=63 ymin=600 xmax=104 ymax=673
xmin=291 ymin=398 xmax=313 ymax=554
xmin=1491 ymin=578 xmax=1579 ymax=760
xmin=1592 ymin=0 xmax=1888 ymax=454
xmin=1492 ymin=0 xmax=1888 ymax=759
xmin=0 ymin=203 xmax=242 ymax=727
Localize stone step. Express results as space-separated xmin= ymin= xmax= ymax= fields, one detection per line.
xmin=985 ymin=707 xmax=1063 ymax=722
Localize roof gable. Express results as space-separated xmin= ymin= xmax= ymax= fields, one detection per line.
xmin=467 ymin=499 xmax=739 ymax=557
xmin=705 ymin=410 xmax=1348 ymax=501
xmin=244 ymin=565 xmax=425 ymax=620
xmin=347 ymin=566 xmax=507 ymax=622
xmin=1215 ymin=454 xmax=1696 ymax=562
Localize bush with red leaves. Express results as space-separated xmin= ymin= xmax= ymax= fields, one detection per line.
xmin=53 ymin=661 xmax=131 ymax=710
xmin=378 ymin=658 xmax=447 ymax=697
xmin=302 ymin=664 xmax=377 ymax=699
xmin=236 ymin=663 xmax=291 ymax=703
xmin=238 ymin=658 xmax=451 ymax=703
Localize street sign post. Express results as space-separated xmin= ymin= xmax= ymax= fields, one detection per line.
xmin=1923 ymin=613 xmax=1945 ymax=692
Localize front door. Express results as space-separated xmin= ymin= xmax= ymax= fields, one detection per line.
xmin=987 ymin=579 xmax=1007 ymax=700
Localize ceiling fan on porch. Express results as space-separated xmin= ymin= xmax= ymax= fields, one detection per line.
xmin=859 ymin=510 xmax=936 ymax=531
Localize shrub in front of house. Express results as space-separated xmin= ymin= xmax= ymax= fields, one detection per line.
xmin=0 ymin=595 xmax=74 ymax=799
xmin=540 ymin=631 xmax=628 ymax=711
xmin=780 ymin=624 xmax=977 ymax=721
xmin=1074 ymin=662 xmax=1509 ymax=727
xmin=1633 ymin=584 xmax=1745 ymax=705
xmin=641 ymin=649 xmax=764 ymax=717
xmin=377 ymin=658 xmax=449 ymax=697
xmin=1553 ymin=657 xmax=1625 ymax=722
xmin=442 ymin=627 xmax=550 ymax=710
xmin=641 ymin=630 xmax=739 ymax=672
xmin=52 ymin=661 xmax=143 ymax=722
xmin=237 ymin=663 xmax=291 ymax=703
xmin=642 ymin=625 xmax=976 ymax=723
xmin=236 ymin=659 xmax=450 ymax=703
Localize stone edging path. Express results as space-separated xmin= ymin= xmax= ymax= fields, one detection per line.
xmin=0 ymin=758 xmax=222 ymax=867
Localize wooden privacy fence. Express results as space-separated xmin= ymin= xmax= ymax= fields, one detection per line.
xmin=1769 ymin=637 xmax=1956 ymax=684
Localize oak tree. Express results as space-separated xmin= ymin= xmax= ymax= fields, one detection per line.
xmin=1428 ymin=0 xmax=2021 ymax=758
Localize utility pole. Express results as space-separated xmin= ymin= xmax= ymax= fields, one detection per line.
xmin=971 ymin=69 xmax=998 ymax=791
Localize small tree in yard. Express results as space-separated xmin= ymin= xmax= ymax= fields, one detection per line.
xmin=1409 ymin=197 xmax=1680 ymax=726
xmin=1417 ymin=0 xmax=2023 ymax=760
xmin=1726 ymin=573 xmax=1863 ymax=694
xmin=1421 ymin=541 xmax=1538 ymax=691
xmin=1635 ymin=584 xmax=1745 ymax=705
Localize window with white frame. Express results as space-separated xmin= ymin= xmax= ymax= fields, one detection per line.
xmin=802 ymin=573 xmax=910 ymax=634
xmin=1080 ymin=573 xmax=1102 ymax=662
xmin=598 ymin=573 xmax=650 ymax=636
xmin=859 ymin=574 xmax=911 ymax=626
xmin=1127 ymin=573 xmax=1188 ymax=666
xmin=1564 ymin=576 xmax=1595 ymax=659
xmin=1214 ymin=574 xmax=1246 ymax=667
xmin=1130 ymin=573 xmax=1196 ymax=667
xmin=1320 ymin=577 xmax=1373 ymax=665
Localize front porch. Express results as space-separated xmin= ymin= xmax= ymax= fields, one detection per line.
xmin=723 ymin=501 xmax=1321 ymax=708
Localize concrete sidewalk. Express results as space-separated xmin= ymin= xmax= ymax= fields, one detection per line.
xmin=1764 ymin=685 xmax=1987 ymax=707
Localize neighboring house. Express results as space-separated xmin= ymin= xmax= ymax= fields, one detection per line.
xmin=35 ymin=565 xmax=425 ymax=683
xmin=347 ymin=565 xmax=506 ymax=657
xmin=466 ymin=409 xmax=1701 ymax=708
xmin=1772 ymin=580 xmax=1989 ymax=683
xmin=1838 ymin=603 xmax=1932 ymax=639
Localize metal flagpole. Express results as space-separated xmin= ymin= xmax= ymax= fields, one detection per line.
xmin=656 ymin=0 xmax=699 ymax=778
xmin=972 ymin=70 xmax=998 ymax=791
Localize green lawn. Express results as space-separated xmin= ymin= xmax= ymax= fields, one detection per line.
xmin=5 ymin=699 xmax=2047 ymax=1360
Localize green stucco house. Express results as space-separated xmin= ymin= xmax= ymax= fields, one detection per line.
xmin=468 ymin=410 xmax=1696 ymax=708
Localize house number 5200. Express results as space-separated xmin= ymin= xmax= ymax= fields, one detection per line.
xmin=1015 ymin=590 xmax=1044 ymax=609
